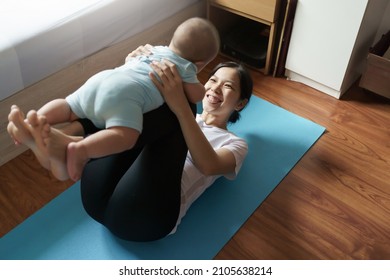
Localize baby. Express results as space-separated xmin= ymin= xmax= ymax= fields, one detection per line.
xmin=7 ymin=17 xmax=220 ymax=181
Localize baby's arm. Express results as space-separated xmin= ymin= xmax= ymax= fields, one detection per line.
xmin=125 ymin=44 xmax=153 ymax=63
xmin=183 ymin=82 xmax=205 ymax=104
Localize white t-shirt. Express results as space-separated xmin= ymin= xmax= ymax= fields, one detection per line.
xmin=171 ymin=114 xmax=248 ymax=233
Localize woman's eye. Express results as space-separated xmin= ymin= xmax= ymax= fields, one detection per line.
xmin=225 ymin=84 xmax=233 ymax=89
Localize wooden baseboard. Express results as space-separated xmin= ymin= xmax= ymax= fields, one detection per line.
xmin=0 ymin=0 xmax=206 ymax=166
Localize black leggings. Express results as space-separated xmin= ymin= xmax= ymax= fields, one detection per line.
xmin=79 ymin=103 xmax=195 ymax=242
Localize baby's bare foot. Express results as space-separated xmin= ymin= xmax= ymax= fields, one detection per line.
xmin=67 ymin=142 xmax=89 ymax=181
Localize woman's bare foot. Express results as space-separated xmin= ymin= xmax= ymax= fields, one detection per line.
xmin=7 ymin=105 xmax=33 ymax=146
xmin=27 ymin=112 xmax=83 ymax=181
xmin=24 ymin=110 xmax=82 ymax=181
xmin=67 ymin=142 xmax=90 ymax=181
xmin=7 ymin=105 xmax=85 ymax=181
xmin=7 ymin=106 xmax=51 ymax=170
xmin=26 ymin=110 xmax=52 ymax=167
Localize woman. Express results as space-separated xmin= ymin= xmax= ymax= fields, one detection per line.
xmin=78 ymin=57 xmax=253 ymax=241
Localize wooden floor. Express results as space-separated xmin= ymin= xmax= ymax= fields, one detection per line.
xmin=1 ymin=56 xmax=389 ymax=259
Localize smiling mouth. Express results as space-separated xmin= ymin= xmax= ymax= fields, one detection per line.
xmin=206 ymin=94 xmax=222 ymax=104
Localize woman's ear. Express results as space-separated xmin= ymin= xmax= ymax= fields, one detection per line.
xmin=235 ymin=98 xmax=248 ymax=111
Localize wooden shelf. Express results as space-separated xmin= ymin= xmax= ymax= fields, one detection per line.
xmin=208 ymin=0 xmax=281 ymax=74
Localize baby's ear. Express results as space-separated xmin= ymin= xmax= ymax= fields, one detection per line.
xmin=194 ymin=61 xmax=206 ymax=72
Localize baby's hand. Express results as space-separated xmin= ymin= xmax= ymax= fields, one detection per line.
xmin=125 ymin=44 xmax=153 ymax=63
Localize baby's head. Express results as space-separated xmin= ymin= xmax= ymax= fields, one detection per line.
xmin=169 ymin=17 xmax=220 ymax=72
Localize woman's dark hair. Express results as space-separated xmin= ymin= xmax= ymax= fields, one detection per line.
xmin=208 ymin=61 xmax=253 ymax=123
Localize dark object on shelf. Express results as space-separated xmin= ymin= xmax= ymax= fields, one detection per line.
xmin=221 ymin=22 xmax=268 ymax=69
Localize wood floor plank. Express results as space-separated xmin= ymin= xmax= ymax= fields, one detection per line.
xmin=0 ymin=151 xmax=72 ymax=237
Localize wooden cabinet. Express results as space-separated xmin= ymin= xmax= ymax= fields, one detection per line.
xmin=208 ymin=0 xmax=281 ymax=74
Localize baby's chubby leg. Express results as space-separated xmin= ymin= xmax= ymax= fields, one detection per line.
xmin=67 ymin=126 xmax=140 ymax=181
xmin=37 ymin=98 xmax=78 ymax=125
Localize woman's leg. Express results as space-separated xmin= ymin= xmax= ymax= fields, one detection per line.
xmin=103 ymin=125 xmax=188 ymax=241
xmin=80 ymin=147 xmax=142 ymax=224
xmin=80 ymin=103 xmax=195 ymax=241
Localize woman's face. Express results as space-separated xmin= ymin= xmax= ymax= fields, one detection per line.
xmin=203 ymin=67 xmax=243 ymax=117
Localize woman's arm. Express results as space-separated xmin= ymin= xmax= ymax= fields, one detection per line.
xmin=149 ymin=60 xmax=237 ymax=176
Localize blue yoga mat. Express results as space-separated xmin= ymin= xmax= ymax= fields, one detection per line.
xmin=0 ymin=96 xmax=325 ymax=260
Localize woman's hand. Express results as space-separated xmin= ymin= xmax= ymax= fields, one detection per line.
xmin=125 ymin=44 xmax=153 ymax=63
xmin=149 ymin=60 xmax=191 ymax=116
